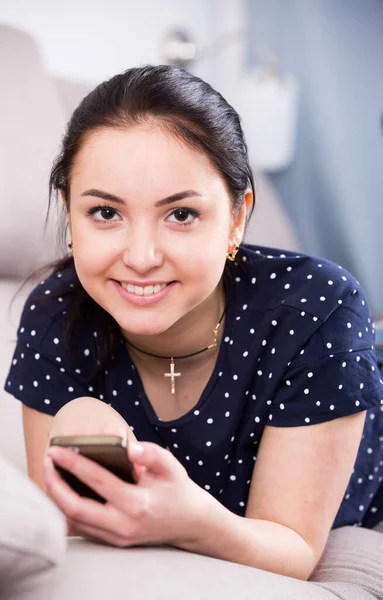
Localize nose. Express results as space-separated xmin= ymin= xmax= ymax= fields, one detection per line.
xmin=121 ymin=219 xmax=163 ymax=274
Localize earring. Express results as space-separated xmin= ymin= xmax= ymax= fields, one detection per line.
xmin=68 ymin=241 xmax=73 ymax=252
xmin=226 ymin=245 xmax=239 ymax=262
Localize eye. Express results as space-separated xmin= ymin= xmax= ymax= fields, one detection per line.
xmin=86 ymin=205 xmax=121 ymax=222
xmin=167 ymin=208 xmax=200 ymax=226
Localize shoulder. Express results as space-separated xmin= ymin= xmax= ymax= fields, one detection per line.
xmin=232 ymin=243 xmax=364 ymax=322
xmin=17 ymin=263 xmax=98 ymax=373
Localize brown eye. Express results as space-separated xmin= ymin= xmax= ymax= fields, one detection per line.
xmin=173 ymin=209 xmax=189 ymax=222
xmin=100 ymin=208 xmax=116 ymax=220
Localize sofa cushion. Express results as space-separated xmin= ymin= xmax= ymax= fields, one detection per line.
xmin=0 ymin=454 xmax=66 ymax=586
xmin=0 ymin=25 xmax=66 ymax=278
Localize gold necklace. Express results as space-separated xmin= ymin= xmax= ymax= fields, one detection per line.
xmin=125 ymin=306 xmax=226 ymax=394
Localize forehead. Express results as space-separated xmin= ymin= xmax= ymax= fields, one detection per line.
xmin=71 ymin=125 xmax=225 ymax=196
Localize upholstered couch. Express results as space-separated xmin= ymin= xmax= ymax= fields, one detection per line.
xmin=1 ymin=23 xmax=382 ymax=600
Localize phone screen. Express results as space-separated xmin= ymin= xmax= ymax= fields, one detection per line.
xmin=49 ymin=435 xmax=137 ymax=503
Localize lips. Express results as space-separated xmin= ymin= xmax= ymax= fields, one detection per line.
xmin=119 ymin=281 xmax=168 ymax=297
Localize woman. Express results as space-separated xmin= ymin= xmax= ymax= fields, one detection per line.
xmin=4 ymin=65 xmax=382 ymax=581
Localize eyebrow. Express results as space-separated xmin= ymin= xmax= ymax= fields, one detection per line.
xmin=80 ymin=188 xmax=203 ymax=208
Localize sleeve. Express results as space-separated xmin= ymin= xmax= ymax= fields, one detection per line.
xmin=268 ymin=287 xmax=383 ymax=427
xmin=3 ymin=339 xmax=98 ymax=416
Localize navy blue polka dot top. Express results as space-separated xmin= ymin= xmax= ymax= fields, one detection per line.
xmin=4 ymin=243 xmax=383 ymax=529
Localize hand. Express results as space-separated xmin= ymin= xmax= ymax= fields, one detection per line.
xmin=44 ymin=441 xmax=214 ymax=549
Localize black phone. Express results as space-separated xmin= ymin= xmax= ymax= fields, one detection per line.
xmin=49 ymin=435 xmax=137 ymax=503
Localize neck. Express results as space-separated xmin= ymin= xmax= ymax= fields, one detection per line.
xmin=122 ymin=280 xmax=226 ymax=363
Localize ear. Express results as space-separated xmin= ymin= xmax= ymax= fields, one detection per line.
xmin=230 ymin=189 xmax=253 ymax=248
xmin=60 ymin=190 xmax=68 ymax=210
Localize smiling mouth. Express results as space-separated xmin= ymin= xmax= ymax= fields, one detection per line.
xmin=117 ymin=281 xmax=172 ymax=296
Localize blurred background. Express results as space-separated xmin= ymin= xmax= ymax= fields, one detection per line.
xmin=0 ymin=0 xmax=382 ymax=318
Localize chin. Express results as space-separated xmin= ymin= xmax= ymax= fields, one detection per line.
xmin=116 ymin=315 xmax=174 ymax=338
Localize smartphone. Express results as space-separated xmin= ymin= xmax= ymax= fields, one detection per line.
xmin=49 ymin=435 xmax=137 ymax=503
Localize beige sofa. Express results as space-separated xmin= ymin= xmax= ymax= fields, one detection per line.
xmin=1 ymin=23 xmax=382 ymax=600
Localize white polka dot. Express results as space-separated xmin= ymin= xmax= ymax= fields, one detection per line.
xmin=225 ymin=411 xmax=230 ymax=417
xmin=251 ymin=277 xmax=256 ymax=284
xmin=112 ymin=390 xmax=117 ymax=396
xmin=254 ymin=416 xmax=260 ymax=423
xmin=270 ymin=273 xmax=276 ymax=279
xmin=230 ymin=475 xmax=236 ymax=481
xmin=44 ymin=399 xmax=50 ymax=405
xmin=31 ymin=330 xmax=36 ymax=336
xmin=338 ymin=384 xmax=343 ymax=390
xmin=257 ymin=370 xmax=262 ymax=376
xmin=338 ymin=299 xmax=343 ymax=305
xmin=360 ymin=383 xmax=364 ymax=389
xmin=55 ymin=357 xmax=61 ymax=363
xmin=271 ymin=320 xmax=277 ymax=326
xmin=224 ymin=392 xmax=229 ymax=398
xmin=304 ymin=388 xmax=309 ymax=394
xmin=33 ymin=381 xmax=38 ymax=388
xmin=84 ymin=349 xmax=90 ymax=356
xmin=347 ymin=323 xmax=352 ymax=329
xmin=46 ymin=375 xmax=50 ymax=380
xmin=313 ymin=316 xmax=318 ymax=321
xmin=262 ymin=340 xmax=267 ymax=346
xmin=45 ymin=290 xmax=51 ymax=295
xmin=356 ymin=356 xmax=361 ymax=362
xmin=330 ymin=405 xmax=335 ymax=410
xmin=342 ymin=362 xmax=347 ymax=368
xmin=207 ymin=418 xmax=213 ymax=424
xmin=287 ymin=266 xmax=292 ymax=272
xmin=286 ymin=380 xmax=291 ymax=386
xmin=328 ymin=280 xmax=333 ymax=285
xmin=271 ymin=348 xmax=275 ymax=354
xmin=204 ymin=485 xmax=210 ymax=490
xmin=242 ymin=304 xmax=248 ymax=310
xmin=233 ymin=374 xmax=238 ymax=380
xmin=127 ymin=379 xmax=133 ymax=385
xmin=194 ymin=410 xmax=200 ymax=415
xmin=301 ymin=298 xmax=307 ymax=303
xmin=326 ymin=343 xmax=332 ymax=349
xmin=320 ymin=296 xmax=326 ymax=302
xmin=307 ymin=274 xmax=313 ymax=279
xmin=317 ymin=264 xmax=322 ymax=268
xmin=280 ymin=403 xmax=285 ymax=410
xmin=289 ymin=329 xmax=294 ymax=335
xmin=355 ymin=400 xmax=360 ymax=407
xmin=300 ymin=349 xmax=305 ymax=355
xmin=243 ymin=351 xmax=249 ymax=357
xmin=30 ymin=304 xmax=35 ymax=311
xmin=68 ymin=386 xmax=74 ymax=392
xmin=284 ymin=283 xmax=290 ymax=290
xmin=316 ymin=401 xmax=321 ymax=406
xmin=342 ymin=276 xmax=347 ymax=281
xmin=224 ymin=336 xmax=230 ymax=342
xmin=206 ymin=441 xmax=212 ymax=447
xmin=305 ymin=417 xmax=310 ymax=423
xmin=307 ymin=372 xmax=313 ymax=378
xmin=250 ymin=328 xmax=255 ymax=334
xmin=301 ymin=312 xmax=305 ymax=316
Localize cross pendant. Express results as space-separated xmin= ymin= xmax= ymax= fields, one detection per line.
xmin=164 ymin=357 xmax=181 ymax=394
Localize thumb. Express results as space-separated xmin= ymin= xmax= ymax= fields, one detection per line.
xmin=129 ymin=442 xmax=178 ymax=479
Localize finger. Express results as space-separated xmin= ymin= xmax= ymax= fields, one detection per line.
xmin=68 ymin=519 xmax=131 ymax=548
xmin=46 ymin=447 xmax=146 ymax=514
xmin=44 ymin=454 xmax=129 ymax=530
xmin=129 ymin=442 xmax=184 ymax=479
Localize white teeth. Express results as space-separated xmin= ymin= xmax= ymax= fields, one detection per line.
xmin=143 ymin=285 xmax=154 ymax=296
xmin=120 ymin=282 xmax=167 ymax=296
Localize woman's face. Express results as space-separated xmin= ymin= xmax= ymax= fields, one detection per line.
xmin=66 ymin=124 xmax=242 ymax=338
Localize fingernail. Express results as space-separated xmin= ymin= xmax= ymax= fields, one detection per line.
xmin=129 ymin=443 xmax=144 ymax=459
